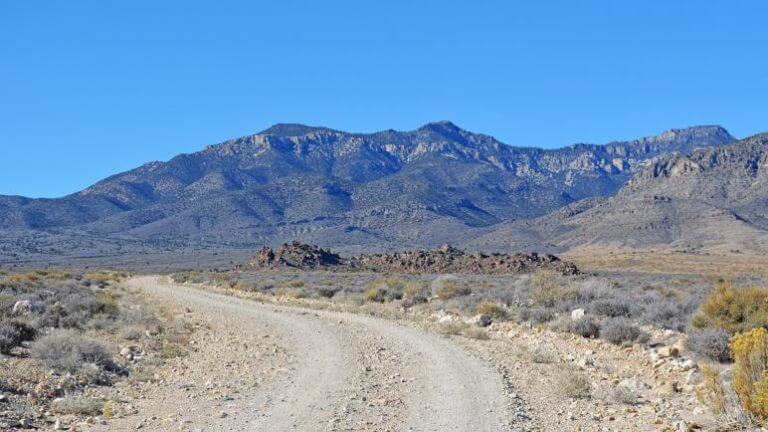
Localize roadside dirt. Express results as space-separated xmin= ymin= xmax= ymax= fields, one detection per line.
xmin=97 ymin=277 xmax=513 ymax=431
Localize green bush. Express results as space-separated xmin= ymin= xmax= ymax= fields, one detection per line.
xmin=691 ymin=282 xmax=768 ymax=334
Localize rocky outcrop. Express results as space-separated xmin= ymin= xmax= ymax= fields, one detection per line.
xmin=249 ymin=242 xmax=578 ymax=275
xmin=250 ymin=242 xmax=344 ymax=269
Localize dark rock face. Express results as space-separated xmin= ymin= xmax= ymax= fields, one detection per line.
xmin=249 ymin=242 xmax=579 ymax=275
xmin=250 ymin=242 xmax=343 ymax=269
xmin=352 ymin=244 xmax=579 ymax=275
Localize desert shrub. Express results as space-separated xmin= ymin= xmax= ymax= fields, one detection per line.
xmin=590 ymin=298 xmax=632 ymax=318
xmin=532 ymin=346 xmax=557 ymax=364
xmin=731 ymin=327 xmax=768 ymax=418
xmin=687 ymin=328 xmax=732 ymax=362
xmin=35 ymin=284 xmax=119 ymax=329
xmin=0 ymin=295 xmax=15 ymax=318
xmin=0 ymin=320 xmax=36 ymax=354
xmin=366 ymin=278 xmax=405 ymax=302
xmin=696 ymin=364 xmax=728 ymax=414
xmin=432 ymin=276 xmax=471 ymax=300
xmin=600 ymin=318 xmax=644 ymax=345
xmin=521 ymin=306 xmax=555 ymax=324
xmin=437 ymin=320 xmax=468 ymax=336
xmin=641 ymin=298 xmax=692 ymax=332
xmin=31 ymin=330 xmax=112 ymax=374
xmin=84 ymin=272 xmax=118 ymax=288
xmin=464 ymin=328 xmax=490 ymax=340
xmin=96 ymin=291 xmax=120 ymax=315
xmin=52 ymin=396 xmax=103 ymax=415
xmin=279 ymin=287 xmax=309 ymax=298
xmin=474 ymin=302 xmax=508 ymax=320
xmin=402 ymin=282 xmax=428 ymax=305
xmin=572 ymin=279 xmax=612 ymax=304
xmin=317 ymin=287 xmax=339 ymax=298
xmin=530 ymin=270 xmax=576 ymax=308
xmin=691 ymin=282 xmax=768 ymax=334
xmin=172 ymin=272 xmax=205 ymax=284
xmin=558 ymin=369 xmax=591 ymax=399
xmin=602 ymin=385 xmax=640 ymax=405
xmin=567 ymin=315 xmax=600 ymax=338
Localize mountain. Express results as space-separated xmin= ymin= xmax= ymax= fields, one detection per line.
xmin=0 ymin=122 xmax=735 ymax=259
xmin=470 ymin=132 xmax=768 ymax=254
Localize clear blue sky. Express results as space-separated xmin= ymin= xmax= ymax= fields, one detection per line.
xmin=1 ymin=1 xmax=766 ymax=198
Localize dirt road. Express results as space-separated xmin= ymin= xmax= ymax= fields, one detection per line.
xmin=104 ymin=277 xmax=513 ymax=431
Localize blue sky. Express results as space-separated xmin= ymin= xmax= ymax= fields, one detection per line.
xmin=1 ymin=1 xmax=766 ymax=198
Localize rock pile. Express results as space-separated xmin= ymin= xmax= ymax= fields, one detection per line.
xmin=250 ymin=242 xmax=578 ymax=275
xmin=352 ymin=244 xmax=578 ymax=275
xmin=250 ymin=242 xmax=344 ymax=269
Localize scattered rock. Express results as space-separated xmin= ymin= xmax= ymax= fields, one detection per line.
xmin=469 ymin=314 xmax=492 ymax=327
xmin=250 ymin=242 xmax=579 ymax=275
xmin=571 ymin=309 xmax=585 ymax=321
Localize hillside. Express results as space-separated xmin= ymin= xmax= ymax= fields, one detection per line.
xmin=470 ymin=132 xmax=768 ymax=254
xmin=0 ymin=122 xmax=735 ymax=260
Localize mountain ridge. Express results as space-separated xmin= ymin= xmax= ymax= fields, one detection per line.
xmin=0 ymin=122 xmax=739 ymax=260
xmin=470 ymin=131 xmax=768 ymax=254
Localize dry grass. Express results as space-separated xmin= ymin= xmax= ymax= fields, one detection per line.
xmin=557 ymin=369 xmax=592 ymax=399
xmin=531 ymin=346 xmax=557 ymax=364
xmin=530 ymin=270 xmax=576 ymax=307
xmin=432 ymin=276 xmax=471 ymax=300
xmin=463 ymin=328 xmax=490 ymax=340
xmin=566 ymin=247 xmax=768 ymax=277
xmin=696 ymin=365 xmax=728 ymax=415
xmin=51 ymin=396 xmax=103 ymax=415
xmin=474 ymin=302 xmax=508 ymax=320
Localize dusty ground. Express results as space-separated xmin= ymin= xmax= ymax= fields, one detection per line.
xmin=93 ymin=277 xmax=513 ymax=431
xmin=565 ymin=247 xmax=768 ymax=278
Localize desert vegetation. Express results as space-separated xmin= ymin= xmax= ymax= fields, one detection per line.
xmin=0 ymin=271 xmax=191 ymax=429
xmin=170 ymin=267 xmax=768 ymax=427
xmin=172 ymin=267 xmax=709 ymax=342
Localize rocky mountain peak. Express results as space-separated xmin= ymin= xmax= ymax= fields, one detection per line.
xmin=258 ymin=123 xmax=336 ymax=137
xmin=646 ymin=125 xmax=733 ymax=144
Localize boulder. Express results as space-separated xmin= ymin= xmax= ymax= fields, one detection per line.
xmin=12 ymin=300 xmax=31 ymax=315
xmin=571 ymin=308 xmax=585 ymax=320
xmin=469 ymin=314 xmax=492 ymax=327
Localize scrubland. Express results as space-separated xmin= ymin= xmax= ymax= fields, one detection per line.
xmin=173 ymin=267 xmax=768 ymax=429
xmin=0 ymin=271 xmax=192 ymax=430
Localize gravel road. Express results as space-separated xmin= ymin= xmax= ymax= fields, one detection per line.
xmin=104 ymin=277 xmax=512 ymax=431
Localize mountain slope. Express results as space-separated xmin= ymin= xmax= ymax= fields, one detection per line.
xmin=0 ymin=122 xmax=735 ymax=253
xmin=470 ymin=132 xmax=768 ymax=253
